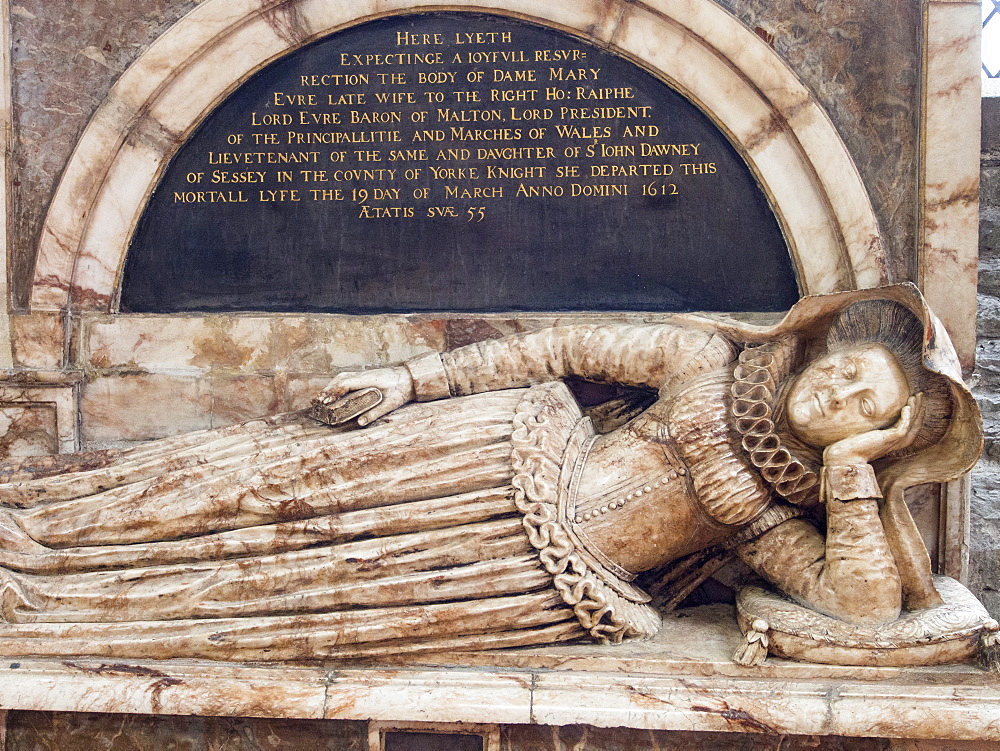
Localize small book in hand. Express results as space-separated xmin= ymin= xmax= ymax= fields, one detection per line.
xmin=309 ymin=387 xmax=383 ymax=426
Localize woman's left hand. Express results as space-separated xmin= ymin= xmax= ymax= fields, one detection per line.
xmin=822 ymin=392 xmax=924 ymax=466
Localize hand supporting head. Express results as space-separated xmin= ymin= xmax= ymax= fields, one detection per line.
xmin=785 ymin=343 xmax=911 ymax=448
xmin=782 ymin=298 xmax=949 ymax=465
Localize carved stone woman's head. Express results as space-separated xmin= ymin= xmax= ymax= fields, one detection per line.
xmin=784 ymin=300 xmax=949 ymax=451
xmin=785 ymin=343 xmax=910 ymax=447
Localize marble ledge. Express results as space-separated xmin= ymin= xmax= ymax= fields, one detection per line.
xmin=71 ymin=311 xmax=782 ymax=378
xmin=0 ymin=657 xmax=995 ymax=740
xmin=0 ymin=606 xmax=995 ymax=741
xmin=0 ymin=370 xmax=82 ymax=386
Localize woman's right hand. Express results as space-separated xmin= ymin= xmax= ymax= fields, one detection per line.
xmin=822 ymin=392 xmax=924 ymax=467
xmin=312 ymin=366 xmax=415 ymax=426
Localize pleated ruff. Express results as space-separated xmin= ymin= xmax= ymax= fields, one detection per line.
xmin=0 ymin=390 xmax=585 ymax=661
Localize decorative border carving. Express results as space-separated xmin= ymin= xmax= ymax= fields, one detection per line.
xmin=0 ymin=378 xmax=80 ymax=454
xmin=30 ymin=0 xmax=890 ymax=313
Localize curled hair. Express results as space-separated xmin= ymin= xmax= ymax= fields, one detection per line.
xmin=826 ymin=300 xmax=952 ymax=454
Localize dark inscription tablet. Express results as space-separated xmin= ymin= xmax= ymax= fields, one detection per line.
xmin=122 ymin=12 xmax=798 ymax=314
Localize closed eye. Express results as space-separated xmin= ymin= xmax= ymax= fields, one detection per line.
xmin=861 ymin=396 xmax=875 ymax=417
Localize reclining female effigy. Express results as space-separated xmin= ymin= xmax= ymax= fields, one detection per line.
xmin=0 ymin=284 xmax=992 ymax=668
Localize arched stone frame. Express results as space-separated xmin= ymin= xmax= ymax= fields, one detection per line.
xmin=29 ymin=0 xmax=890 ymax=314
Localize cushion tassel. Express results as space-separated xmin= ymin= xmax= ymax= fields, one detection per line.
xmin=978 ymin=619 xmax=1000 ymax=673
xmin=733 ymin=618 xmax=769 ymax=666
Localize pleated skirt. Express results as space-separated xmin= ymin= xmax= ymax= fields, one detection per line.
xmin=0 ymin=390 xmax=585 ymax=661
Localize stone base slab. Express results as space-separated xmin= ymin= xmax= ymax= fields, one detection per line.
xmin=0 ymin=605 xmax=994 ymax=740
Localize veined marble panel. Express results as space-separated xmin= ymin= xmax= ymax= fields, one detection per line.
xmin=0 ymin=660 xmax=328 ymax=718
xmin=917 ymin=0 xmax=984 ymax=582
xmin=919 ymin=0 xmax=982 ymax=367
xmin=78 ymin=315 xmax=445 ymax=376
xmin=0 ymin=380 xmax=78 ymax=454
xmin=0 ymin=405 xmax=56 ymax=456
xmin=0 ymin=607 xmax=994 ymax=740
xmin=73 ymin=314 xmax=449 ymax=443
xmin=9 ymin=314 xmax=64 ymax=371
xmin=81 ymin=316 xmax=275 ymax=375
xmin=80 ymin=373 xmax=213 ymax=444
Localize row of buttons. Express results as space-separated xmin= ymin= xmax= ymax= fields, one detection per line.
xmin=573 ymin=467 xmax=686 ymax=523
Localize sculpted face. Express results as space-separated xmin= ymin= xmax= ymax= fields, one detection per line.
xmin=785 ymin=344 xmax=910 ymax=447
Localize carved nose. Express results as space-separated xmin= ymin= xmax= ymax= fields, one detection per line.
xmin=828 ymin=383 xmax=860 ymax=409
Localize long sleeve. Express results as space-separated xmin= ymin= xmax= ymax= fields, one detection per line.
xmin=405 ymin=324 xmax=736 ymax=400
xmin=734 ymin=463 xmax=903 ymax=625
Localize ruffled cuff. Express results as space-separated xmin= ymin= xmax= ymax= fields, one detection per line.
xmin=404 ymin=352 xmax=452 ymax=401
xmin=822 ymin=463 xmax=882 ymax=501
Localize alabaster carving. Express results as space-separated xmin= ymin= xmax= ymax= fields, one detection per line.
xmin=736 ymin=576 xmax=994 ymax=668
xmin=0 ymin=284 xmax=992 ymax=668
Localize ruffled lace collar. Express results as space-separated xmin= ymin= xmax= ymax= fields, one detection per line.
xmin=730 ymin=339 xmax=821 ymax=507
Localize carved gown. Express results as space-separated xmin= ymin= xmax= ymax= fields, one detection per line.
xmin=0 ymin=324 xmax=902 ymax=661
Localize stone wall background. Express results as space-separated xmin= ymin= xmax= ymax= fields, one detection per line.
xmin=717 ymin=0 xmax=920 ymax=283
xmin=7 ymin=0 xmax=918 ymax=308
xmin=970 ymin=96 xmax=1000 ymax=619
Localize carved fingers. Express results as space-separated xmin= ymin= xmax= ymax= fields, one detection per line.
xmin=890 ymin=392 xmax=925 ymax=451
xmin=312 ymin=366 xmax=416 ymax=427
xmin=822 ymin=392 xmax=925 ymax=466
